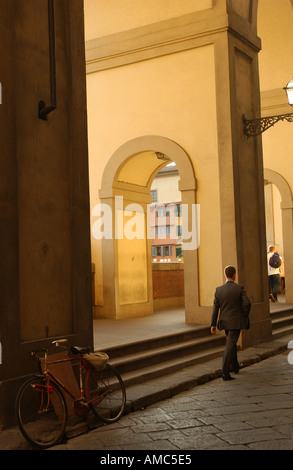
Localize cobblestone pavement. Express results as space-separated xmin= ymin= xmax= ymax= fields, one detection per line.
xmin=47 ymin=350 xmax=293 ymax=451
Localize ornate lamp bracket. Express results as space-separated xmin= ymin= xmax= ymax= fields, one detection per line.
xmin=243 ymin=112 xmax=293 ymax=137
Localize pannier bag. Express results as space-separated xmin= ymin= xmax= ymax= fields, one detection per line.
xmin=83 ymin=352 xmax=109 ymax=370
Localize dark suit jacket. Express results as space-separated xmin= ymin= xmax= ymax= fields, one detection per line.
xmin=211 ymin=280 xmax=251 ymax=331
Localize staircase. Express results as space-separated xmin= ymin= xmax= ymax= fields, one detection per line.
xmin=271 ymin=306 xmax=293 ymax=339
xmin=103 ymin=326 xmax=226 ymax=410
xmin=91 ymin=305 xmax=293 ymax=414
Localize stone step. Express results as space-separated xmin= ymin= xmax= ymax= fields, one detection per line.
xmin=103 ymin=325 xmax=211 ymax=359
xmin=113 ymin=345 xmax=225 ymax=388
xmin=271 ymin=313 xmax=293 ymax=328
xmin=272 ymin=324 xmax=293 ymax=340
xmin=270 ymin=308 xmax=293 ymax=340
xmin=270 ymin=307 xmax=293 ymax=321
xmin=271 ymin=308 xmax=293 ymax=338
xmin=108 ymin=334 xmax=225 ymax=375
xmin=101 ymin=327 xmax=226 ymax=395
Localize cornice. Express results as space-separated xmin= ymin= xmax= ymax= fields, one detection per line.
xmin=85 ymin=9 xmax=261 ymax=73
xmin=261 ymin=88 xmax=292 ymax=117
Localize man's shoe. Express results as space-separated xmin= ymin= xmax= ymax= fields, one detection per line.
xmin=233 ymin=366 xmax=239 ymax=374
xmin=269 ymin=294 xmax=276 ymax=303
xmin=222 ymin=374 xmax=235 ymax=381
xmin=230 ymin=363 xmax=241 ymax=374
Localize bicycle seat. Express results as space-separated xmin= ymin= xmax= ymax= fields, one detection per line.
xmin=71 ymin=346 xmax=91 ymax=355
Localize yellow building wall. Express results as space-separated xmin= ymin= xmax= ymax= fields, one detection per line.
xmin=258 ymin=0 xmax=293 ymax=92
xmin=257 ymin=0 xmax=293 ymax=303
xmin=87 ymin=44 xmax=222 ymax=311
xmin=85 ymin=0 xmax=293 ymax=319
xmin=258 ymin=0 xmax=293 ymax=185
xmin=85 ymin=0 xmax=212 ymax=40
xmin=151 ymin=172 xmax=181 ymax=204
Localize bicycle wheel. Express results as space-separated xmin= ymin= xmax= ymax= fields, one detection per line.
xmin=85 ymin=363 xmax=126 ymax=423
xmin=15 ymin=376 xmax=67 ymax=448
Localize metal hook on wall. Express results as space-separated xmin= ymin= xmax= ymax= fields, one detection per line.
xmin=39 ymin=0 xmax=57 ymax=120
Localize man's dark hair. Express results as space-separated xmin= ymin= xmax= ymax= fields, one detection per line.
xmin=225 ymin=265 xmax=236 ymax=279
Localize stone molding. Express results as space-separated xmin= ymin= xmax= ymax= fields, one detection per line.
xmin=86 ymin=8 xmax=261 ymax=73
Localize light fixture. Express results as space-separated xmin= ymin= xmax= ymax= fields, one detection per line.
xmin=284 ymin=77 xmax=293 ymax=106
xmin=155 ymin=152 xmax=170 ymax=161
xmin=243 ymin=77 xmax=293 ymax=137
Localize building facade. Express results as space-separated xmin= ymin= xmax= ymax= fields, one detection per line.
xmin=1 ymin=0 xmax=293 ymax=428
xmin=86 ymin=0 xmax=291 ymax=348
xmin=150 ymin=163 xmax=182 ymax=263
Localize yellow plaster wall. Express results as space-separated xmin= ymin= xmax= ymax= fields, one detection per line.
xmin=256 ymin=0 xmax=293 ymax=306
xmin=258 ymin=0 xmax=293 ymax=208
xmin=258 ymin=0 xmax=293 ymax=92
xmin=87 ymin=45 xmax=221 ymax=309
xmin=84 ymin=0 xmax=212 ymax=40
xmin=262 ymin=123 xmax=293 ymax=198
xmin=118 ymin=211 xmax=148 ymax=305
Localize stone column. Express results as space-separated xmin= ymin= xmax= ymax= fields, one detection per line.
xmin=0 ymin=0 xmax=92 ymax=428
xmin=215 ymin=0 xmax=272 ymax=347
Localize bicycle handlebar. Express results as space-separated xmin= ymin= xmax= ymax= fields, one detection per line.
xmin=30 ymin=338 xmax=68 ymax=358
xmin=52 ymin=339 xmax=68 ymax=347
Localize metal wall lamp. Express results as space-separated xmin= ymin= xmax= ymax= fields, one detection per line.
xmin=243 ymin=78 xmax=293 ymax=137
xmin=156 ymin=152 xmax=170 ymax=161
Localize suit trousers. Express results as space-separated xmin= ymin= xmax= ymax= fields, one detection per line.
xmin=222 ymin=329 xmax=240 ymax=375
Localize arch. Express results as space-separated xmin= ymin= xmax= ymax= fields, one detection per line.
xmin=264 ymin=169 xmax=293 ymax=206
xmin=98 ymin=135 xmax=202 ymax=322
xmin=264 ymin=168 xmax=293 ymax=304
xmin=100 ymin=135 xmax=197 ymax=197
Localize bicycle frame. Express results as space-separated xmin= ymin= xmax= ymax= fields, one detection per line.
xmin=30 ymin=381 xmax=55 ymax=414
xmin=31 ymin=343 xmax=108 ymax=411
xmin=33 ymin=349 xmax=87 ymax=402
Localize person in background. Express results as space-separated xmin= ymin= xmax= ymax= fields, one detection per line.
xmin=267 ymin=245 xmax=281 ymax=303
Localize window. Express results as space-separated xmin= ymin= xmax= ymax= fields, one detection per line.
xmin=155 ymin=246 xmax=162 ymax=256
xmin=150 ymin=190 xmax=158 ymax=202
xmin=176 ymin=225 xmax=182 ymax=236
xmin=155 ymin=226 xmax=171 ymax=236
xmin=151 ymin=246 xmax=172 ymax=257
xmin=165 ymin=246 xmax=172 ymax=256
xmin=176 ymin=204 xmax=182 ymax=216
xmin=157 ymin=208 xmax=164 ymax=217
xmin=157 ymin=208 xmax=170 ymax=217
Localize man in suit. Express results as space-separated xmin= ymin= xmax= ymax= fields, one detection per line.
xmin=211 ymin=266 xmax=251 ymax=381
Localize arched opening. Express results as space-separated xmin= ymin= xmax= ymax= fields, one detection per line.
xmin=264 ymin=168 xmax=293 ymax=305
xmin=150 ymin=161 xmax=185 ymax=313
xmin=94 ymin=135 xmax=201 ymax=324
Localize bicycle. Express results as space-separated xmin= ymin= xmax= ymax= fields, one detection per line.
xmin=15 ymin=339 xmax=126 ymax=448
